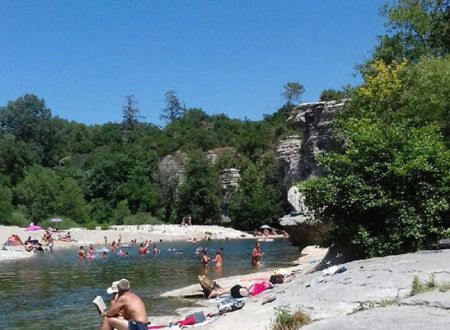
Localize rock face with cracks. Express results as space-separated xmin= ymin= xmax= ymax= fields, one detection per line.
xmin=277 ymin=100 xmax=344 ymax=247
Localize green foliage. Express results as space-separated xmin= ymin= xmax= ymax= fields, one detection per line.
xmin=15 ymin=166 xmax=60 ymax=224
xmin=56 ymin=177 xmax=89 ymax=224
xmin=9 ymin=210 xmax=29 ymax=227
xmin=319 ymin=88 xmax=346 ymax=101
xmin=229 ymin=155 xmax=285 ymax=230
xmin=301 ymin=120 xmax=450 ymax=258
xmin=281 ymin=82 xmax=305 ymax=106
xmin=411 ymin=274 xmax=436 ymax=295
xmin=0 ymin=94 xmax=58 ymax=166
xmin=160 ymin=90 xmax=185 ymax=124
xmin=176 ymin=152 xmax=221 ymax=225
xmin=113 ymin=200 xmax=132 ymax=225
xmin=123 ymin=212 xmax=162 ymax=225
xmin=0 ymin=185 xmax=14 ymax=225
xmin=363 ymin=0 xmax=449 ymax=71
xmin=271 ymin=306 xmax=311 ymax=330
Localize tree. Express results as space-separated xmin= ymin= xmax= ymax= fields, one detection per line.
xmin=0 ymin=94 xmax=58 ymax=166
xmin=113 ymin=200 xmax=132 ymax=225
xmin=122 ymin=95 xmax=143 ymax=144
xmin=15 ymin=166 xmax=59 ymax=223
xmin=366 ymin=0 xmax=450 ymax=68
xmin=160 ymin=90 xmax=186 ymax=124
xmin=0 ymin=134 xmax=40 ymax=185
xmin=55 ymin=177 xmax=89 ymax=224
xmin=301 ymin=121 xmax=450 ymax=258
xmin=281 ymin=82 xmax=305 ymax=106
xmin=319 ymin=89 xmax=345 ymax=101
xmin=0 ymin=186 xmax=13 ymax=225
xmin=176 ymin=152 xmax=221 ymax=225
xmin=229 ymin=162 xmax=268 ymax=230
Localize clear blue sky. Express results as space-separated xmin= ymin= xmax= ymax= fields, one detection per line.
xmin=0 ymin=0 xmax=387 ymax=125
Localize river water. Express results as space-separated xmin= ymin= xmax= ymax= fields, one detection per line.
xmin=0 ymin=238 xmax=298 ymax=329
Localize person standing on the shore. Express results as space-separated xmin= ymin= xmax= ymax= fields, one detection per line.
xmin=251 ymin=242 xmax=263 ymax=266
xmin=100 ymin=278 xmax=148 ymax=330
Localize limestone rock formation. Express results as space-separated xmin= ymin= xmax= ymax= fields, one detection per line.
xmin=219 ymin=168 xmax=241 ymax=223
xmin=276 ymin=135 xmax=302 ymax=188
xmin=278 ymin=100 xmax=344 ymax=247
xmin=157 ymin=151 xmax=188 ymax=188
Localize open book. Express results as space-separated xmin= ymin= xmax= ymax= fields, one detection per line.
xmin=92 ymin=296 xmax=107 ymax=314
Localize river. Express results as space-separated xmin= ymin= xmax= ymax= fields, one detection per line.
xmin=0 ymin=238 xmax=298 ymax=329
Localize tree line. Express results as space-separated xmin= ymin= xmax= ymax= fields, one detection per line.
xmin=0 ymin=85 xmax=304 ymax=230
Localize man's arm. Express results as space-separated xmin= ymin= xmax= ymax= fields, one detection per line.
xmin=105 ymin=296 xmax=125 ymax=318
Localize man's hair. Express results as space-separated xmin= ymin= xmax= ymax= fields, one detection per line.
xmin=118 ymin=279 xmax=130 ymax=291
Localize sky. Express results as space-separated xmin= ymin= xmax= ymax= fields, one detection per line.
xmin=0 ymin=0 xmax=388 ymax=125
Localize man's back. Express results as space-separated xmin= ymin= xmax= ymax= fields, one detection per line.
xmin=117 ymin=292 xmax=148 ymax=323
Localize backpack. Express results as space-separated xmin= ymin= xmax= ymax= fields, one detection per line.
xmin=217 ymin=297 xmax=245 ymax=314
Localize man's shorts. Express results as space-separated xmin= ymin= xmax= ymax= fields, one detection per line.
xmin=128 ymin=320 xmax=147 ymax=330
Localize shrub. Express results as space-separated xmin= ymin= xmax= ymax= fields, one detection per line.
xmin=271 ymin=306 xmax=311 ymax=330
xmin=123 ymin=212 xmax=162 ymax=225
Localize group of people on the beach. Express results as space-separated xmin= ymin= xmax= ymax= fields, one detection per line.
xmin=2 ymin=228 xmax=67 ymax=254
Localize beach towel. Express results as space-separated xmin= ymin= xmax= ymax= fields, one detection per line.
xmin=249 ymin=282 xmax=273 ymax=296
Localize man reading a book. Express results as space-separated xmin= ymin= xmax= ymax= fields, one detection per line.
xmin=100 ymin=278 xmax=148 ymax=330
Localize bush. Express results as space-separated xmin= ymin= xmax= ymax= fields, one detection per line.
xmin=271 ymin=306 xmax=311 ymax=330
xmin=123 ymin=212 xmax=162 ymax=225
xmin=6 ymin=210 xmax=29 ymax=227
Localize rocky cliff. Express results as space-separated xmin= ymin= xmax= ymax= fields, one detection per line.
xmin=277 ymin=100 xmax=345 ymax=248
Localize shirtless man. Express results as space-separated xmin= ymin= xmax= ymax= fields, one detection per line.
xmin=251 ymin=241 xmax=263 ymax=266
xmin=101 ymin=279 xmax=148 ymax=330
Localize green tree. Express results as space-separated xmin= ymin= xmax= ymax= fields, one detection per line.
xmin=160 ymin=90 xmax=186 ymax=124
xmin=0 ymin=134 xmax=40 ymax=185
xmin=176 ymin=152 xmax=221 ymax=225
xmin=319 ymin=89 xmax=346 ymax=101
xmin=122 ymin=95 xmax=143 ymax=144
xmin=113 ymin=200 xmax=132 ymax=225
xmin=56 ymin=177 xmax=89 ymax=223
xmin=229 ymin=162 xmax=276 ymax=230
xmin=15 ymin=166 xmax=59 ymax=223
xmin=0 ymin=94 xmax=58 ymax=166
xmin=281 ymin=82 xmax=305 ymax=106
xmin=368 ymin=0 xmax=450 ymax=67
xmin=301 ymin=121 xmax=450 ymax=258
xmin=0 ymin=186 xmax=13 ymax=225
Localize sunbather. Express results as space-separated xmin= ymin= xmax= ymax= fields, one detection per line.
xmin=198 ymin=275 xmax=274 ymax=299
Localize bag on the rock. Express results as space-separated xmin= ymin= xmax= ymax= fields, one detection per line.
xmin=217 ymin=297 xmax=245 ymax=313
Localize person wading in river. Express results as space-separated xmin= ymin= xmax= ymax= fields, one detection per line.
xmin=251 ymin=241 xmax=263 ymax=266
xmin=100 ymin=278 xmax=148 ymax=330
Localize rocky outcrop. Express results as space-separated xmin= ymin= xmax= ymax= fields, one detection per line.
xmin=157 ymin=151 xmax=188 ymax=188
xmin=279 ymin=214 xmax=332 ymax=251
xmin=278 ymin=100 xmax=345 ymax=247
xmin=276 ymin=135 xmax=302 ymax=188
xmin=206 ymin=147 xmax=236 ymax=164
xmin=219 ymin=168 xmax=241 ymax=223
